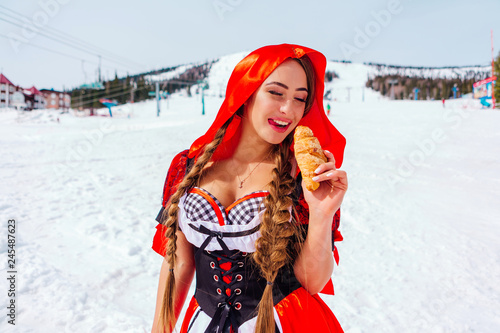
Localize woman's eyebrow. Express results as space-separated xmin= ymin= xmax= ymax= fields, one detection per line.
xmin=266 ymin=81 xmax=308 ymax=92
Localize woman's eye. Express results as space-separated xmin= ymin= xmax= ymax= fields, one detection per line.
xmin=295 ymin=98 xmax=306 ymax=103
xmin=269 ymin=90 xmax=282 ymax=96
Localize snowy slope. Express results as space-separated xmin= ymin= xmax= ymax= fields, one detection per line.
xmin=325 ymin=62 xmax=381 ymax=103
xmin=204 ymin=51 xmax=249 ymax=97
xmin=1 ymin=53 xmax=500 ymax=333
xmin=144 ymin=64 xmax=195 ymax=83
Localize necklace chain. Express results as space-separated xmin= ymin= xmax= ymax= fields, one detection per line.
xmin=234 ymin=153 xmax=270 ymax=188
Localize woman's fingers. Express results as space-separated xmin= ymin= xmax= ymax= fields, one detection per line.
xmin=312 ymin=169 xmax=348 ymax=188
xmin=324 ymin=150 xmax=336 ymax=170
xmin=328 ymin=171 xmax=348 ymax=190
xmin=311 ymin=151 xmax=347 ymax=190
xmin=314 ymin=150 xmax=336 ymax=175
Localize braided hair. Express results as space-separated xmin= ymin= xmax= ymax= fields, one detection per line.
xmin=158 ymin=55 xmax=316 ymax=332
xmin=158 ymin=115 xmax=234 ymax=332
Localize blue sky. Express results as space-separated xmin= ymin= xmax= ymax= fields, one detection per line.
xmin=1 ymin=0 xmax=499 ymax=90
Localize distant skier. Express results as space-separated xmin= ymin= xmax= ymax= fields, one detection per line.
xmin=326 ymin=103 xmax=331 ymax=116
xmin=442 ymin=99 xmax=445 ymax=108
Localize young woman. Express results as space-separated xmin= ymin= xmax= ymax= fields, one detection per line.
xmin=151 ymin=44 xmax=348 ymax=333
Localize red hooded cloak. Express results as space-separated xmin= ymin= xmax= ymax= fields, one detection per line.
xmin=152 ymin=43 xmax=345 ymax=293
xmin=188 ymin=43 xmax=346 ymax=166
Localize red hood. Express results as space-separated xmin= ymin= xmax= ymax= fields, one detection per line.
xmin=188 ymin=44 xmax=346 ymax=168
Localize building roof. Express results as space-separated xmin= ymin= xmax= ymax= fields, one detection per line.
xmin=0 ymin=73 xmax=14 ymax=86
xmin=25 ymin=86 xmax=43 ymax=96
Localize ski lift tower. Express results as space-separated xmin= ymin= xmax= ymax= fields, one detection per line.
xmin=197 ymin=80 xmax=209 ymax=115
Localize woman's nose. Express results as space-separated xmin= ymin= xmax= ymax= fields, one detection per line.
xmin=279 ymin=99 xmax=292 ymax=114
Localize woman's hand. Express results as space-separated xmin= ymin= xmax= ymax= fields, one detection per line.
xmin=302 ymin=150 xmax=348 ymax=220
xmin=295 ymin=150 xmax=347 ymax=294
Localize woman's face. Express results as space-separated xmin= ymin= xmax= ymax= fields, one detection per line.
xmin=242 ymin=59 xmax=309 ymax=145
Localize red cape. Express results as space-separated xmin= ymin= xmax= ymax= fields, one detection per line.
xmin=188 ymin=43 xmax=346 ymax=167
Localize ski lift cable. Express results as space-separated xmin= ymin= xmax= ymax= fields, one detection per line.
xmin=73 ymin=78 xmax=204 ymax=107
xmin=75 ymin=83 xmax=147 ymax=103
xmin=0 ymin=15 xmax=140 ymax=72
xmin=73 ymin=81 xmax=203 ymax=108
xmin=0 ymin=33 xmax=93 ymax=63
xmin=0 ymin=33 xmax=133 ymax=74
xmin=0 ymin=5 xmax=145 ymax=70
xmin=72 ymin=85 xmax=154 ymax=108
xmin=74 ymin=77 xmax=203 ymax=103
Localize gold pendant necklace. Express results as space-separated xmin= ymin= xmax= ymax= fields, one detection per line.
xmin=235 ymin=153 xmax=271 ymax=188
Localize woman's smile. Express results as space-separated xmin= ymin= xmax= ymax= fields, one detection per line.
xmin=268 ymin=117 xmax=292 ymax=132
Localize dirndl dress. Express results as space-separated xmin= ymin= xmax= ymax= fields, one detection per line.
xmin=151 ymin=150 xmax=344 ymax=332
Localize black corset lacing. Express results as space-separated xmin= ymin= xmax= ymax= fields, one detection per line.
xmin=189 ymin=223 xmax=260 ymax=333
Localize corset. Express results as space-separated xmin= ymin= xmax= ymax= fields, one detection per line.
xmin=178 ymin=189 xmax=301 ymax=332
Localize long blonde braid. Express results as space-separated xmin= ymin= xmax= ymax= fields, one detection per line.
xmin=159 ymin=54 xmax=316 ymax=332
xmin=157 ymin=115 xmax=234 ymax=332
xmin=241 ymin=55 xmax=315 ymax=332
xmin=253 ymin=133 xmax=301 ymax=333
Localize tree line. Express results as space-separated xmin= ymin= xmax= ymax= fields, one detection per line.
xmin=366 ymin=59 xmax=500 ymax=102
xmin=70 ymin=62 xmax=214 ymax=110
xmin=366 ymin=72 xmax=489 ymax=100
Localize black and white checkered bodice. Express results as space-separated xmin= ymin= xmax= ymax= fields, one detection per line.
xmin=178 ymin=187 xmax=270 ymax=253
xmin=184 ymin=187 xmax=269 ymax=225
xmin=178 ymin=187 xmax=300 ymax=332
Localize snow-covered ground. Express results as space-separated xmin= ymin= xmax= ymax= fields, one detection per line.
xmin=1 ymin=56 xmax=499 ymax=333
xmin=144 ymin=64 xmax=195 ymax=83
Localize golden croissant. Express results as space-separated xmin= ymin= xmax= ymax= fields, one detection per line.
xmin=294 ymin=125 xmax=327 ymax=191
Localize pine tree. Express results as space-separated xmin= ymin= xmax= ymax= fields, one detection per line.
xmin=421 ymin=84 xmax=427 ymax=100
xmin=108 ymin=73 xmax=122 ymax=104
xmin=433 ymin=87 xmax=439 ymax=100
xmin=135 ymin=77 xmax=149 ymax=102
xmin=441 ymin=80 xmax=450 ymax=99
xmin=465 ymin=79 xmax=473 ymax=94
xmin=494 ymin=52 xmax=500 ymax=106
xmin=71 ymin=89 xmax=82 ymax=109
